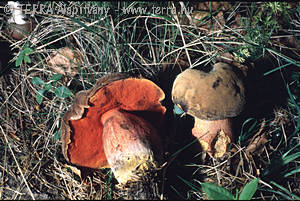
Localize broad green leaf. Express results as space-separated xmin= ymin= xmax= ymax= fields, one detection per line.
xmin=36 ymin=89 xmax=46 ymax=104
xmin=174 ymin=104 xmax=184 ymax=115
xmin=44 ymin=83 xmax=52 ymax=91
xmin=54 ymin=86 xmax=72 ymax=98
xmin=49 ymin=74 xmax=62 ymax=81
xmin=297 ymin=5 xmax=300 ymax=13
xmin=16 ymin=51 xmax=25 ymax=67
xmin=239 ymin=178 xmax=259 ymax=200
xmin=24 ymin=55 xmax=31 ymax=63
xmin=24 ymin=47 xmax=34 ymax=55
xmin=201 ymin=182 xmax=235 ymax=200
xmin=32 ymin=77 xmax=45 ymax=86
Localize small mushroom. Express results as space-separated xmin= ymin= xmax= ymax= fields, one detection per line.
xmin=5 ymin=1 xmax=35 ymax=40
xmin=61 ymin=73 xmax=166 ymax=185
xmin=172 ymin=62 xmax=246 ymax=158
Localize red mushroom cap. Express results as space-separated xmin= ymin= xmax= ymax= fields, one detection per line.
xmin=61 ymin=73 xmax=166 ymax=169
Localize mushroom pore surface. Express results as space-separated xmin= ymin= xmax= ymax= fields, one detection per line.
xmin=62 ymin=76 xmax=165 ymax=169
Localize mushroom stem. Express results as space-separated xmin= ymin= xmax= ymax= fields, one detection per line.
xmin=101 ymin=109 xmax=161 ymax=185
xmin=192 ymin=118 xmax=233 ymax=158
xmin=7 ymin=1 xmax=27 ymax=24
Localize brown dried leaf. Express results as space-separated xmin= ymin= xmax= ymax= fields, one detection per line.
xmin=194 ymin=2 xmax=231 ymax=11
xmin=245 ymin=133 xmax=268 ymax=156
xmin=47 ymin=47 xmax=83 ymax=76
xmin=280 ymin=36 xmax=300 ymax=50
xmin=213 ymin=129 xmax=231 ymax=158
xmin=245 ymin=120 xmax=268 ymax=156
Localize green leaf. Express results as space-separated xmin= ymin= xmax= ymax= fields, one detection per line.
xmin=32 ymin=77 xmax=45 ymax=86
xmin=239 ymin=178 xmax=259 ymax=200
xmin=44 ymin=83 xmax=52 ymax=91
xmin=24 ymin=55 xmax=31 ymax=63
xmin=297 ymin=5 xmax=300 ymax=13
xmin=24 ymin=47 xmax=34 ymax=55
xmin=49 ymin=74 xmax=62 ymax=81
xmin=16 ymin=51 xmax=25 ymax=67
xmin=36 ymin=89 xmax=46 ymax=104
xmin=54 ymin=86 xmax=72 ymax=98
xmin=201 ymin=182 xmax=235 ymax=200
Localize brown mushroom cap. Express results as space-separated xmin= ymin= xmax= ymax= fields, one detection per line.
xmin=61 ymin=73 xmax=166 ymax=169
xmin=172 ymin=62 xmax=245 ymax=120
xmin=5 ymin=19 xmax=35 ymax=40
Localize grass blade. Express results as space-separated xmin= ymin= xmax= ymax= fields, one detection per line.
xmin=286 ymin=84 xmax=300 ymax=140
xmin=281 ymin=152 xmax=300 ymax=166
xmin=263 ymin=63 xmax=292 ymax=76
xmin=284 ymin=166 xmax=300 ymax=178
xmin=171 ymin=138 xmax=199 ymax=158
xmin=270 ymin=181 xmax=300 ymax=200
xmin=170 ymin=185 xmax=186 ymax=199
xmin=260 ymin=188 xmax=293 ymax=200
xmin=177 ymin=176 xmax=202 ymax=193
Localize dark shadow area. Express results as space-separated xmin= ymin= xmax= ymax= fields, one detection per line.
xmin=243 ymin=57 xmax=289 ymax=119
xmin=156 ymin=63 xmax=207 ymax=199
xmin=0 ymin=41 xmax=14 ymax=77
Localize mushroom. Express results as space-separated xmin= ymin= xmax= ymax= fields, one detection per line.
xmin=5 ymin=1 xmax=35 ymax=40
xmin=172 ymin=62 xmax=246 ymax=158
xmin=61 ymin=73 xmax=166 ymax=185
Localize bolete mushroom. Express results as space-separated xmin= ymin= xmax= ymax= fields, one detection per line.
xmin=61 ymin=73 xmax=166 ymax=186
xmin=172 ymin=62 xmax=245 ymax=158
xmin=5 ymin=1 xmax=35 ymax=40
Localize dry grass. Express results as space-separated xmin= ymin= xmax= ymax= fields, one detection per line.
xmin=0 ymin=1 xmax=299 ymax=200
